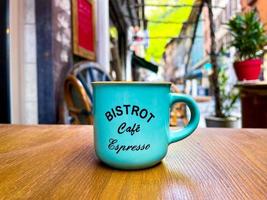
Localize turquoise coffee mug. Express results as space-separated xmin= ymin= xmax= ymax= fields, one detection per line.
xmin=93 ymin=82 xmax=200 ymax=170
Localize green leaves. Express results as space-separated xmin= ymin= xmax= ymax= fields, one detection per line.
xmin=218 ymin=67 xmax=239 ymax=118
xmin=228 ymin=11 xmax=267 ymax=61
xmin=144 ymin=0 xmax=194 ymax=62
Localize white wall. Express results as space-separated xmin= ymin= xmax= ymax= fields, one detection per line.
xmin=96 ymin=0 xmax=110 ymax=73
xmin=9 ymin=0 xmax=22 ymax=123
xmin=9 ymin=0 xmax=38 ymax=124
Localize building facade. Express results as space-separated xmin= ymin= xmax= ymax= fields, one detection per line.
xmin=0 ymin=0 xmax=139 ymax=124
xmin=241 ymin=0 xmax=267 ymax=31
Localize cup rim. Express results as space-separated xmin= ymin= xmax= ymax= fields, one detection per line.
xmin=92 ymin=81 xmax=172 ymax=85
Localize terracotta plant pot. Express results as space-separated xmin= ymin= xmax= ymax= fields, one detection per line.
xmin=233 ymin=59 xmax=262 ymax=81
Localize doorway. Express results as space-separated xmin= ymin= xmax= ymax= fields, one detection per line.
xmin=0 ymin=0 xmax=10 ymax=123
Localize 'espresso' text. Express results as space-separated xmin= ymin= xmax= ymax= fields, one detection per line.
xmin=108 ymin=138 xmax=150 ymax=154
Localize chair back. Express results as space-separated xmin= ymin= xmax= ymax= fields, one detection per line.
xmin=72 ymin=62 xmax=112 ymax=103
xmin=64 ymin=75 xmax=93 ymax=124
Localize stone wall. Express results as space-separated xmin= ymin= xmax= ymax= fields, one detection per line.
xmin=36 ymin=0 xmax=72 ymax=123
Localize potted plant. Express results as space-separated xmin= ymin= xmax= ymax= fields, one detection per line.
xmin=228 ymin=11 xmax=267 ymax=81
xmin=205 ymin=1 xmax=240 ymax=127
xmin=205 ymin=65 xmax=240 ymax=127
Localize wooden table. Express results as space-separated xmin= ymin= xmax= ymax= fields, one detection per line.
xmin=0 ymin=125 xmax=266 ymax=199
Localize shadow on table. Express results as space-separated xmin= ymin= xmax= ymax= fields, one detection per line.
xmin=73 ymin=145 xmax=199 ymax=198
xmin=96 ymin=159 xmax=198 ymax=198
xmin=80 ymin=144 xmax=193 ymax=185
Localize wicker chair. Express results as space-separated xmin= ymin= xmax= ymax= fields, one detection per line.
xmin=64 ymin=62 xmax=111 ymax=124
xmin=72 ymin=61 xmax=112 ymax=103
xmin=64 ymin=75 xmax=93 ymax=124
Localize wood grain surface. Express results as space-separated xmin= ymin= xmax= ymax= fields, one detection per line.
xmin=0 ymin=125 xmax=266 ymax=199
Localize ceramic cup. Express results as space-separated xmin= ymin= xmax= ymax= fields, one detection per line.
xmin=93 ymin=82 xmax=200 ymax=170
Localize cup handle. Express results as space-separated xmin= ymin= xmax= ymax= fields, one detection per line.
xmin=168 ymin=93 xmax=200 ymax=144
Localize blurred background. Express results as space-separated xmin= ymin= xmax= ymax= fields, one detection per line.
xmin=0 ymin=0 xmax=266 ymax=128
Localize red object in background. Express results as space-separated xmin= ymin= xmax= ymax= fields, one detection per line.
xmin=72 ymin=0 xmax=96 ymax=60
xmin=233 ymin=59 xmax=262 ymax=81
xmin=78 ymin=0 xmax=94 ymax=52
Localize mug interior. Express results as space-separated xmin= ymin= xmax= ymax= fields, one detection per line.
xmin=92 ymin=81 xmax=172 ymax=86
